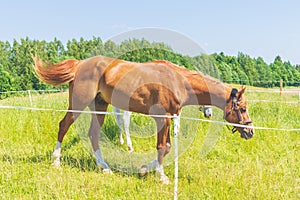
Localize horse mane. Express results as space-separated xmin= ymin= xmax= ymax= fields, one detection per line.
xmin=33 ymin=56 xmax=81 ymax=86
xmin=153 ymin=60 xmax=196 ymax=74
xmin=153 ymin=60 xmax=219 ymax=79
xmin=153 ymin=60 xmax=230 ymax=92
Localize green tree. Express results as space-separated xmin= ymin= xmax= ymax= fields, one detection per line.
xmin=296 ymin=64 xmax=300 ymax=72
xmin=0 ymin=64 xmax=14 ymax=95
xmin=212 ymin=53 xmax=234 ymax=82
xmin=46 ymin=37 xmax=65 ymax=62
xmin=283 ymin=61 xmax=300 ymax=86
xmin=270 ymin=56 xmax=289 ymax=87
xmin=224 ymin=55 xmax=244 ymax=84
xmin=1 ymin=36 xmax=300 ymax=96
xmin=66 ymin=39 xmax=81 ymax=59
xmin=104 ymin=40 xmax=119 ymax=57
xmin=192 ymin=54 xmax=220 ymax=78
xmin=237 ymin=52 xmax=259 ymax=86
xmin=90 ymin=36 xmax=105 ymax=56
xmin=254 ymin=57 xmax=273 ymax=87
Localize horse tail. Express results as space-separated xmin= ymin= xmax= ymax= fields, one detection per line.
xmin=33 ymin=56 xmax=81 ymax=86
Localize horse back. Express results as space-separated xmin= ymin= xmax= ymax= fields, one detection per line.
xmin=96 ymin=57 xmax=189 ymax=115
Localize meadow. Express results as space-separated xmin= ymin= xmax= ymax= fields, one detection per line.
xmin=0 ymin=89 xmax=299 ymax=199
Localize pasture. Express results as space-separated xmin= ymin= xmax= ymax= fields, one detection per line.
xmin=0 ymin=89 xmax=299 ymax=199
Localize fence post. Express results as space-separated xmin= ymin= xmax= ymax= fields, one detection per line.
xmin=280 ymin=79 xmax=283 ymax=97
xmin=173 ymin=114 xmax=180 ymax=200
xmin=27 ymin=90 xmax=33 ymax=106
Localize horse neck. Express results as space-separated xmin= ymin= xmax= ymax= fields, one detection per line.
xmin=184 ymin=73 xmax=232 ymax=111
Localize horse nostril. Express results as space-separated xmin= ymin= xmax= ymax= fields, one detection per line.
xmin=241 ymin=131 xmax=248 ymax=139
xmin=250 ymin=129 xmax=254 ymax=136
xmin=247 ymin=129 xmax=254 ymax=139
xmin=241 ymin=129 xmax=254 ymax=140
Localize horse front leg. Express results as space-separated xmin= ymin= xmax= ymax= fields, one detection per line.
xmin=140 ymin=117 xmax=171 ymax=183
xmin=155 ymin=117 xmax=171 ymax=184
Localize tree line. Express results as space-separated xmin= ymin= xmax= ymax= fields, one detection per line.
xmin=0 ymin=37 xmax=299 ymax=97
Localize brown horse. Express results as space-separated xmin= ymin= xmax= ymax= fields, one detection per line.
xmin=33 ymin=55 xmax=254 ymax=184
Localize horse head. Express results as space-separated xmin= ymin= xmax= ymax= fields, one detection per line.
xmin=224 ymin=86 xmax=254 ymax=139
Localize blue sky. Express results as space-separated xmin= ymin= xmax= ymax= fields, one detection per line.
xmin=1 ymin=0 xmax=300 ymax=64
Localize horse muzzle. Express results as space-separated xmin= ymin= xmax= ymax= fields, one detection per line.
xmin=241 ymin=127 xmax=254 ymax=140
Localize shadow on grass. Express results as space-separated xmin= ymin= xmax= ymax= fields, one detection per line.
xmin=1 ymin=120 xmax=151 ymax=180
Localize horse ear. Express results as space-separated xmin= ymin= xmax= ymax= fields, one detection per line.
xmin=238 ymin=86 xmax=246 ymax=98
xmin=239 ymin=86 xmax=246 ymax=94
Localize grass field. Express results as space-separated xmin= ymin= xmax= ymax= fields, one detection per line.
xmin=0 ymin=89 xmax=299 ymax=199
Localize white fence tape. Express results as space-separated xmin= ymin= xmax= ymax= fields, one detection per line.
xmin=0 ymin=88 xmax=299 ymax=131
xmin=0 ymin=88 xmax=298 ymax=94
xmin=0 ymin=104 xmax=299 ymax=132
xmin=0 ymin=89 xmax=66 ymax=94
xmin=248 ymin=89 xmax=300 ymax=94
xmin=248 ymin=100 xmax=299 ymax=104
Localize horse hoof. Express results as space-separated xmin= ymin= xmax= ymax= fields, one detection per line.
xmin=139 ymin=165 xmax=148 ymax=177
xmin=128 ymin=146 xmax=134 ymax=153
xmin=159 ymin=174 xmax=170 ymax=185
xmin=102 ymin=168 xmax=113 ymax=174
xmin=51 ymin=162 xmax=61 ymax=168
xmin=51 ymin=157 xmax=61 ymax=167
xmin=120 ymin=138 xmax=124 ymax=145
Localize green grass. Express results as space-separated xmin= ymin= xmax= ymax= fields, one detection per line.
xmin=0 ymin=90 xmax=299 ymax=199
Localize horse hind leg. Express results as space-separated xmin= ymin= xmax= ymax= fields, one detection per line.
xmin=113 ymin=107 xmax=124 ymax=145
xmin=123 ymin=111 xmax=134 ymax=152
xmin=88 ymin=97 xmax=112 ymax=174
xmin=52 ymin=82 xmax=96 ymax=167
xmin=114 ymin=107 xmax=134 ymax=152
xmin=52 ymin=109 xmax=81 ymax=167
xmin=90 ymin=114 xmax=112 ymax=174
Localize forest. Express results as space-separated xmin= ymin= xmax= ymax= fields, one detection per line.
xmin=0 ymin=37 xmax=300 ymax=95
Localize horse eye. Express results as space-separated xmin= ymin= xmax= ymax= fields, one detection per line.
xmin=240 ymin=108 xmax=247 ymax=113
